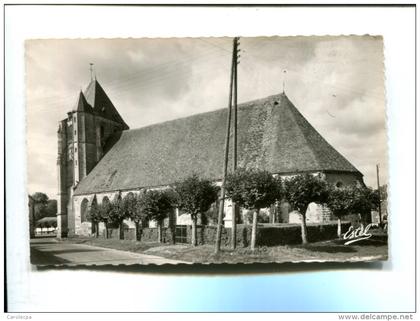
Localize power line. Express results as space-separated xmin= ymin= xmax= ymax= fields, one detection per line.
xmin=28 ymin=43 xmax=233 ymax=108
xmin=28 ymin=37 xmax=385 ymax=113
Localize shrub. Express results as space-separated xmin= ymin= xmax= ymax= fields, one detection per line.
xmin=283 ymin=174 xmax=329 ymax=244
xmin=225 ymin=167 xmax=282 ymax=250
xmin=137 ymin=189 xmax=175 ymax=243
xmin=173 ymin=174 xmax=219 ymax=246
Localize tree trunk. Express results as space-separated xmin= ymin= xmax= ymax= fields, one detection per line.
xmin=157 ymin=222 xmax=162 ymax=243
xmin=231 ymin=203 xmax=237 ymax=250
xmin=92 ymin=221 xmax=98 ymax=237
xmin=337 ymin=217 xmax=342 ymax=239
xmin=170 ymin=209 xmax=176 ymax=244
xmin=105 ymin=225 xmax=109 ymax=239
xmin=269 ymin=205 xmax=274 ymax=223
xmin=135 ymin=221 xmax=140 ymax=241
xmin=300 ymin=214 xmax=308 ymax=244
xmin=215 ymin=194 xmax=225 ymax=254
xmin=119 ymin=222 xmax=124 ymax=240
xmin=250 ymin=209 xmax=259 ymax=251
xmin=191 ymin=215 xmax=198 ymax=246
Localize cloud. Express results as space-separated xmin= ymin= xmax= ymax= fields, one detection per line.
xmin=26 ymin=36 xmax=388 ymax=197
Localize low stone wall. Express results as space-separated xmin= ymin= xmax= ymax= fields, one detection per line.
xmin=114 ymin=222 xmax=350 ymax=246
xmin=105 ymin=227 xmax=142 ymax=240
xmin=135 ymin=227 xmax=174 ymax=243
xmin=105 ymin=228 xmax=121 ymax=240
xmin=256 ymin=222 xmax=351 ymax=245
xmin=123 ymin=228 xmax=136 ymax=241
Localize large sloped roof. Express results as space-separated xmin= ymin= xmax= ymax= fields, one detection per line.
xmin=74 ymin=93 xmax=362 ymax=195
xmin=83 ymin=79 xmax=129 ymax=129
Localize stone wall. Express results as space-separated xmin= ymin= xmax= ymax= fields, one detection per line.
xmin=119 ymin=222 xmax=350 ymax=246
xmin=306 ymin=203 xmax=332 ymax=223
xmin=325 ymin=172 xmax=364 ymax=188
xmin=135 ymin=227 xmax=174 ymax=243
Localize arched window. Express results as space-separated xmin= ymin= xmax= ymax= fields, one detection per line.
xmin=102 ymin=196 xmax=110 ymax=205
xmin=125 ymin=192 xmax=135 ymax=202
xmin=68 ymin=145 xmax=73 ymax=161
xmin=80 ymin=198 xmax=89 ymax=223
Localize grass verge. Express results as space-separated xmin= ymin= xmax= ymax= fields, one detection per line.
xmin=58 ymin=236 xmax=388 ymax=264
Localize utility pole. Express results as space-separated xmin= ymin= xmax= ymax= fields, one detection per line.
xmin=376 ymin=164 xmax=382 ymax=225
xmin=231 ymin=37 xmax=240 ymax=250
xmin=215 ymin=37 xmax=238 ymax=254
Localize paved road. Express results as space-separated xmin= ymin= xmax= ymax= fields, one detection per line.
xmin=30 ymin=238 xmax=188 ymax=266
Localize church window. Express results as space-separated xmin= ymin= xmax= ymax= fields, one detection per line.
xmin=68 ymin=146 xmax=73 ymax=161
xmin=75 ymin=147 xmax=77 ymax=153
xmin=74 ymin=130 xmax=77 ymax=136
xmin=80 ymin=198 xmax=89 ymax=223
xmin=102 ymin=196 xmax=110 ymax=206
xmin=75 ymin=160 xmax=78 ymax=166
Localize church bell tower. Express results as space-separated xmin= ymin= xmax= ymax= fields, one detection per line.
xmin=56 ymin=75 xmax=129 ymax=238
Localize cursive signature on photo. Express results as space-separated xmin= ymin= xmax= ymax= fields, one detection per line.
xmin=343 ymin=223 xmax=378 ymax=245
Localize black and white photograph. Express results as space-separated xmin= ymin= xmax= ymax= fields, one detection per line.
xmin=26 ymin=36 xmax=389 ymax=266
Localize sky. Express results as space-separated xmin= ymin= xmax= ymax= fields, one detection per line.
xmin=26 ymin=36 xmax=388 ymax=198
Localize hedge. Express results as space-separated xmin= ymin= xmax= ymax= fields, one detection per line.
xmin=106 ymin=222 xmax=350 ymax=246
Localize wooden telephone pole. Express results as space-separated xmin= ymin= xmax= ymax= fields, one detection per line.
xmin=231 ymin=38 xmax=240 ymax=249
xmin=215 ymin=37 xmax=240 ymax=254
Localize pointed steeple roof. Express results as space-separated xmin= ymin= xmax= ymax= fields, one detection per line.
xmin=75 ymin=91 xmax=93 ymax=113
xmin=84 ymin=79 xmax=129 ymax=129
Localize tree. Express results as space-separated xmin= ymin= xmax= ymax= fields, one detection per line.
xmin=378 ymin=184 xmax=388 ymax=227
xmin=31 ymin=192 xmax=56 ymax=220
xmin=379 ymin=184 xmax=388 ymax=202
xmin=174 ymin=174 xmax=219 ymax=246
xmin=350 ymin=186 xmax=378 ymax=224
xmin=137 ymin=189 xmax=175 ymax=243
xmin=108 ymin=193 xmax=126 ymax=240
xmin=225 ymin=168 xmax=281 ymax=251
xmin=86 ymin=195 xmax=101 ymax=237
xmin=31 ymin=192 xmax=49 ymax=205
xmin=43 ymin=200 xmax=57 ymax=218
xmin=283 ymin=174 xmax=329 ymax=244
xmin=326 ymin=186 xmax=353 ymax=238
xmin=99 ymin=198 xmax=113 ymax=238
xmin=122 ymin=193 xmax=142 ymax=239
xmin=368 ymin=188 xmax=381 ymax=213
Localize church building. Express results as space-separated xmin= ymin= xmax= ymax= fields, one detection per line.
xmin=57 ymin=78 xmax=364 ymax=238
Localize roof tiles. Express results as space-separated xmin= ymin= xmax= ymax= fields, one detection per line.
xmin=74 ymin=93 xmax=361 ymax=195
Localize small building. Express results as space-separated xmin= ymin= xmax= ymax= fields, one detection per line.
xmin=35 ymin=217 xmax=58 ymax=235
xmin=57 ymin=79 xmax=364 ymax=238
